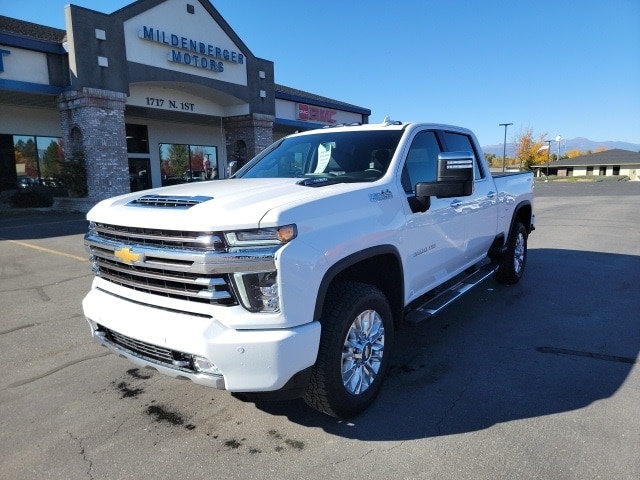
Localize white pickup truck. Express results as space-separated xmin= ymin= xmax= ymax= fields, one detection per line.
xmin=83 ymin=120 xmax=534 ymax=418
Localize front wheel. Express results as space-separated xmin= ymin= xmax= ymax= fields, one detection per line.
xmin=494 ymin=221 xmax=528 ymax=285
xmin=304 ymin=281 xmax=394 ymax=419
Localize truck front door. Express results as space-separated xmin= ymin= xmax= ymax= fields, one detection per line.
xmin=400 ymin=130 xmax=467 ymax=302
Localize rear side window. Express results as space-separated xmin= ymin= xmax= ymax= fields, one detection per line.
xmin=442 ymin=131 xmax=484 ymax=180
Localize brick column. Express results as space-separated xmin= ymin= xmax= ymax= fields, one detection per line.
xmin=223 ymin=113 xmax=274 ymax=168
xmin=57 ymin=87 xmax=129 ymax=203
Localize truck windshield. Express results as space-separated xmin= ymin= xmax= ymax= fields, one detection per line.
xmin=235 ymin=130 xmax=403 ymax=182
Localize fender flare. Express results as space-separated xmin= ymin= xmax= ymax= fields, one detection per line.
xmin=313 ymin=245 xmax=404 ymax=322
xmin=489 ymin=200 xmax=533 ymax=258
xmin=510 ymin=200 xmax=533 ymax=234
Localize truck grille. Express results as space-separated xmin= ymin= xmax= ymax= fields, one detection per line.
xmin=87 ymin=223 xmax=237 ymax=306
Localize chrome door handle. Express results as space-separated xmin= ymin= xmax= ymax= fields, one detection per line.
xmin=450 ymin=200 xmax=463 ymax=208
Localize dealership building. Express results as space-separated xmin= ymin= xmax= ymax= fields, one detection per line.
xmin=0 ymin=0 xmax=370 ymax=208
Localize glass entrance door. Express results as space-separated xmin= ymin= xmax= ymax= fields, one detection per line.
xmin=128 ymin=158 xmax=150 ymax=192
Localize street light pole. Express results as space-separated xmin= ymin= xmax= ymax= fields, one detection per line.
xmin=544 ymin=139 xmax=552 ymax=180
xmin=499 ymin=123 xmax=513 ymax=172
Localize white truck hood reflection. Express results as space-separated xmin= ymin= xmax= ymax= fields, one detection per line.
xmin=87 ymin=178 xmax=338 ymax=231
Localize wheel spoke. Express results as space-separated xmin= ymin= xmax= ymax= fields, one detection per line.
xmin=513 ymin=232 xmax=525 ymax=274
xmin=368 ymin=323 xmax=383 ymax=344
xmin=342 ymin=363 xmax=357 ymax=387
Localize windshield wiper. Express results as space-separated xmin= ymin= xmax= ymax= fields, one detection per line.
xmin=296 ymin=177 xmax=365 ymax=188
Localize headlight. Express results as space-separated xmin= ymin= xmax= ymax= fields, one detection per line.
xmin=225 ymin=224 xmax=296 ymax=247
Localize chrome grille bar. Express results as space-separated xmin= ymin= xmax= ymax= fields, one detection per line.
xmin=94 ymin=258 xmax=233 ymax=303
xmin=92 ymin=222 xmax=224 ymax=250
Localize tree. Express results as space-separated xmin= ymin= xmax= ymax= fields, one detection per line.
xmin=15 ymin=138 xmax=38 ymax=177
xmin=513 ymin=127 xmax=548 ymax=171
xmin=484 ymin=152 xmax=502 ymax=169
xmin=566 ymin=149 xmax=584 ymax=158
xmin=41 ymin=140 xmax=63 ymax=178
xmin=161 ymin=144 xmax=189 ymax=177
xmin=190 ymin=147 xmax=205 ymax=172
xmin=57 ymin=151 xmax=87 ymax=197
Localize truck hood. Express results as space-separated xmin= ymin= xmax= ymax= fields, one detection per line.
xmin=87 ymin=178 xmax=344 ymax=231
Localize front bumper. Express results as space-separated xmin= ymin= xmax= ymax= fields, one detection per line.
xmin=83 ymin=287 xmax=321 ymax=392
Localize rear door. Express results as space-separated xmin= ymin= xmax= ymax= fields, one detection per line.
xmin=440 ymin=130 xmax=498 ymax=263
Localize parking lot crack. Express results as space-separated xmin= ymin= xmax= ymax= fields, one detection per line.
xmin=67 ymin=431 xmax=94 ymax=480
xmin=537 ymin=346 xmax=637 ymax=364
xmin=0 ymin=323 xmax=38 ymax=336
xmin=436 ymin=370 xmax=476 ymax=436
xmin=4 ymin=351 xmax=111 ymax=389
xmin=331 ymin=441 xmax=406 ymax=466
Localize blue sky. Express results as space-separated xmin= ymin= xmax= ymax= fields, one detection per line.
xmin=3 ymin=0 xmax=639 ymax=146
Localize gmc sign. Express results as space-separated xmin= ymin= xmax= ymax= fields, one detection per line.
xmin=296 ymin=103 xmax=336 ymax=124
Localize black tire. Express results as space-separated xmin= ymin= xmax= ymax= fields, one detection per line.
xmin=303 ymin=281 xmax=394 ymax=419
xmin=494 ymin=221 xmax=528 ymax=285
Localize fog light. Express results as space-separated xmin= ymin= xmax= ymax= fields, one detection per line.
xmin=233 ymin=271 xmax=279 ymax=312
xmin=193 ymin=356 xmax=221 ymax=375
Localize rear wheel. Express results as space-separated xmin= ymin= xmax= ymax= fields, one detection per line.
xmin=304 ymin=281 xmax=394 ymax=419
xmin=494 ymin=221 xmax=528 ymax=284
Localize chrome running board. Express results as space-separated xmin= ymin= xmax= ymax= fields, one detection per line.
xmin=405 ymin=264 xmax=497 ymax=324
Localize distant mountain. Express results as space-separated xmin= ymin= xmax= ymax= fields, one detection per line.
xmin=482 ymin=138 xmax=640 ymax=157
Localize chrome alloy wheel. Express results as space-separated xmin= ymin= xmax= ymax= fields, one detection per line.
xmin=513 ymin=231 xmax=526 ymax=275
xmin=342 ymin=309 xmax=385 ymax=395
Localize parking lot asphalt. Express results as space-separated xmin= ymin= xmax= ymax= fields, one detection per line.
xmin=1 ymin=181 xmax=639 ymax=479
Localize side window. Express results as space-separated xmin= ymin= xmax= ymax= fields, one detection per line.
xmin=442 ymin=131 xmax=484 ymax=180
xmin=401 ymin=130 xmax=442 ymax=193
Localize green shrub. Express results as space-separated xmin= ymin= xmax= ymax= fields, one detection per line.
xmin=58 ymin=152 xmax=88 ymax=197
xmin=10 ymin=186 xmax=54 ymax=208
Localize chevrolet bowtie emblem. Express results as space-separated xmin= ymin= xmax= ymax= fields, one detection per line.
xmin=114 ymin=247 xmax=142 ymax=265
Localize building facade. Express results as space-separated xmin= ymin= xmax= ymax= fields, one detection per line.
xmin=0 ymin=0 xmax=370 ymax=206
xmin=531 ymin=149 xmax=640 ymax=181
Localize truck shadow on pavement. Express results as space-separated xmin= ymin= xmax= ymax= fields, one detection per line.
xmin=256 ymin=248 xmax=640 ymax=440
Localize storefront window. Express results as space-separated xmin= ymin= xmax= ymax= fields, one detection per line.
xmin=13 ymin=135 xmax=38 ymax=186
xmin=159 ymin=143 xmax=217 ymax=186
xmin=37 ymin=137 xmax=64 ymax=185
xmin=10 ymin=135 xmax=64 ymax=188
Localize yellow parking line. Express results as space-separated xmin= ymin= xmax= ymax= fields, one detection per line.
xmin=4 ymin=239 xmax=86 ymax=262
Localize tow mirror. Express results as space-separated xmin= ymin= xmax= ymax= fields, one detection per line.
xmin=415 ymin=151 xmax=474 ymax=199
